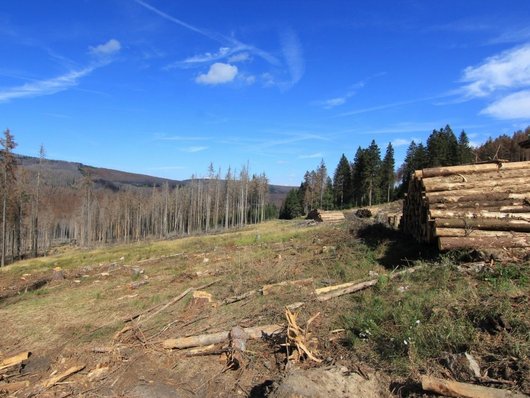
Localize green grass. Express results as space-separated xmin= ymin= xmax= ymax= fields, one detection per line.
xmin=343 ymin=260 xmax=530 ymax=375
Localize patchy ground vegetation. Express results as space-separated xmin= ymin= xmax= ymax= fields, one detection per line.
xmin=1 ymin=217 xmax=528 ymax=397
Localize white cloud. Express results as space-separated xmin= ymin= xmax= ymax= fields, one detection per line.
xmin=196 ymin=63 xmax=238 ymax=85
xmin=322 ymin=97 xmax=347 ymax=109
xmin=181 ymin=146 xmax=208 ymax=153
xmin=280 ymin=29 xmax=304 ymax=88
xmin=298 ymin=153 xmax=323 ymax=159
xmin=181 ymin=47 xmax=231 ymax=66
xmin=0 ymin=66 xmax=96 ymax=102
xmin=461 ymin=44 xmax=530 ymax=97
xmin=228 ymin=52 xmax=250 ymax=63
xmin=89 ymin=39 xmax=121 ymax=57
xmin=392 ymin=138 xmax=413 ymax=147
xmin=480 ymin=90 xmax=530 ymax=119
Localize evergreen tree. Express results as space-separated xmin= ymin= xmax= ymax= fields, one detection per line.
xmin=426 ymin=125 xmax=459 ymax=167
xmin=332 ymin=154 xmax=352 ymax=208
xmin=351 ymin=147 xmax=366 ymax=206
xmin=398 ymin=141 xmax=428 ymax=196
xmin=457 ymin=130 xmax=474 ymax=164
xmin=279 ymin=188 xmax=303 ymax=219
xmin=363 ymin=140 xmax=382 ymax=206
xmin=380 ymin=143 xmax=395 ymax=203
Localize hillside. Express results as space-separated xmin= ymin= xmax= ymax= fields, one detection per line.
xmin=16 ymin=154 xmax=294 ymax=206
xmin=0 ymin=218 xmax=528 ymax=397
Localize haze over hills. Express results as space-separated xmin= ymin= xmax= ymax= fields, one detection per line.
xmin=16 ymin=154 xmax=294 ymax=207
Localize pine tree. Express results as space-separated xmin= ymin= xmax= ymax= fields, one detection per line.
xmin=351 ymin=147 xmax=366 ymax=206
xmin=380 ymin=143 xmax=395 ymax=203
xmin=363 ymin=140 xmax=382 ymax=206
xmin=457 ymin=130 xmax=474 ymax=164
xmin=332 ymin=154 xmax=352 ymax=209
xmin=279 ymin=188 xmax=303 ymax=219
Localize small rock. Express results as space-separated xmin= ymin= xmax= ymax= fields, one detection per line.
xmin=129 ymin=280 xmax=149 ymax=289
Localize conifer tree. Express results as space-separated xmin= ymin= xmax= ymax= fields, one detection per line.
xmin=380 ymin=143 xmax=395 ymax=202
xmin=332 ymin=154 xmax=352 ymax=208
xmin=457 ymin=130 xmax=474 ymax=164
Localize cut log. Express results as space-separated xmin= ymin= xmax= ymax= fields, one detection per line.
xmin=416 ymin=161 xmax=530 ymax=179
xmin=43 ymin=365 xmax=85 ymax=388
xmin=0 ymin=352 xmax=30 ymax=372
xmin=423 ymin=168 xmax=530 ymax=186
xmin=420 ymin=375 xmax=527 ymax=398
xmin=317 ymin=265 xmax=425 ymax=302
xmin=262 ymin=278 xmax=314 ymax=296
xmin=430 ymin=199 xmax=528 ymax=210
xmin=162 ymin=324 xmax=283 ymax=349
xmin=439 ymin=236 xmax=530 ymax=250
xmin=435 ymin=228 xmax=528 ymax=238
xmin=423 ymin=176 xmax=530 ymax=193
xmin=429 ymin=209 xmax=530 ymax=220
xmin=434 ymin=218 xmax=530 ymax=232
xmin=428 ymin=192 xmax=530 ymax=205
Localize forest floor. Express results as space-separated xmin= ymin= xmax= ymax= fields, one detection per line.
xmin=0 ymin=210 xmax=529 ymax=397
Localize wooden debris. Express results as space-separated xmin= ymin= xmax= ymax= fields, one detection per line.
xmin=286 ymin=302 xmax=305 ymax=311
xmin=125 ymin=280 xmax=218 ymax=323
xmin=43 ymin=365 xmax=85 ymax=388
xmin=317 ymin=264 xmax=425 ymax=301
xmin=222 ymin=289 xmax=258 ymax=305
xmin=162 ymin=324 xmax=282 ymax=349
xmin=87 ymin=366 xmax=109 ymax=381
xmin=262 ymin=278 xmax=314 ymax=296
xmin=0 ymin=352 xmax=30 ymax=372
xmin=128 ymin=280 xmax=149 ymax=289
xmin=185 ymin=344 xmax=220 ymax=357
xmin=0 ymin=380 xmax=30 ymax=394
xmin=402 ymin=160 xmax=530 ymax=250
xmin=190 ymin=290 xmax=214 ymax=307
xmin=285 ymin=309 xmax=322 ymax=363
xmin=420 ymin=375 xmax=527 ymax=398
xmin=306 ymin=209 xmax=345 ymax=223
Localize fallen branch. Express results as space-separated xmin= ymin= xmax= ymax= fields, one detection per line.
xmin=222 ymin=289 xmax=258 ymax=305
xmin=222 ymin=278 xmax=314 ymax=305
xmin=421 ymin=375 xmax=527 ymax=398
xmin=317 ymin=264 xmax=426 ymax=302
xmin=262 ymin=278 xmax=314 ymax=296
xmin=125 ymin=279 xmax=219 ymax=323
xmin=43 ymin=365 xmax=85 ymax=388
xmin=162 ymin=324 xmax=283 ymax=349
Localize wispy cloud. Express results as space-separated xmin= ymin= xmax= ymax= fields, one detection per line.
xmin=0 ymin=66 xmax=97 ymax=102
xmin=457 ymin=43 xmax=530 ymax=120
xmin=460 ymin=43 xmax=530 ymax=98
xmin=480 ymin=90 xmax=530 ymax=119
xmin=488 ymin=27 xmax=530 ymax=45
xmin=314 ymin=75 xmax=385 ymax=109
xmin=298 ymin=152 xmax=323 ymax=159
xmin=155 ymin=134 xmax=209 ymax=141
xmin=181 ymin=146 xmax=208 ymax=153
xmin=392 ymin=137 xmax=421 ymax=147
xmin=280 ymin=28 xmax=305 ymax=89
xmin=228 ymin=52 xmax=250 ymax=63
xmin=89 ymin=39 xmax=121 ymax=57
xmin=0 ymin=39 xmax=120 ymax=103
xmin=135 ymin=0 xmax=279 ymax=67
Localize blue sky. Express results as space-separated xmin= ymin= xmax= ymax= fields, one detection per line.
xmin=2 ymin=1 xmax=530 ymax=185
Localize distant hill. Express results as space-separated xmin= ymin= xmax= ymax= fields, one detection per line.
xmin=16 ymin=154 xmax=294 ymax=207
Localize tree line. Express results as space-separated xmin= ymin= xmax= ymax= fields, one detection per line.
xmin=0 ymin=129 xmax=274 ymax=266
xmin=280 ymin=124 xmax=529 ymax=218
xmin=280 ymin=140 xmax=395 ymax=218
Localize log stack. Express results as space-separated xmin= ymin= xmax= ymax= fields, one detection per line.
xmin=401 ymin=161 xmax=530 ymax=250
xmin=306 ymin=209 xmax=345 ymax=223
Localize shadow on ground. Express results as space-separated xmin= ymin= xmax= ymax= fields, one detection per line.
xmin=356 ymin=222 xmax=438 ymax=269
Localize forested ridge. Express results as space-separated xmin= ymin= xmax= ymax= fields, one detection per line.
xmin=280 ymin=125 xmax=530 ymax=219
xmin=0 ymin=129 xmax=276 ymax=265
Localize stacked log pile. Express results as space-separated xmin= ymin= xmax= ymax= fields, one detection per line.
xmin=306 ymin=209 xmax=345 ymax=223
xmin=401 ymin=161 xmax=530 ymax=250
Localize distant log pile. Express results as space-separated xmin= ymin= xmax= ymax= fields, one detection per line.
xmin=306 ymin=209 xmax=345 ymax=223
xmin=401 ymin=161 xmax=530 ymax=250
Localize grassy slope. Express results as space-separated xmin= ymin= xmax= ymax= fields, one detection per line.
xmin=1 ymin=219 xmax=528 ymax=395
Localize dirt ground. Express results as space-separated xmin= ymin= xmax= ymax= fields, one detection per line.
xmin=1 ymin=218 xmax=528 ymax=397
